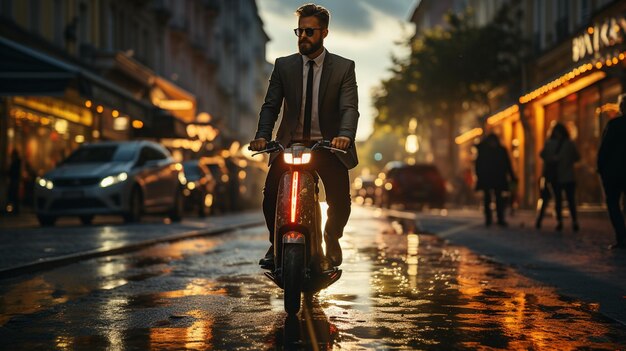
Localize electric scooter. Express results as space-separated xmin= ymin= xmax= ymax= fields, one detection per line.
xmin=252 ymin=140 xmax=344 ymax=314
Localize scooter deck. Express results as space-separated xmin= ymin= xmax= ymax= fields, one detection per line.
xmin=264 ymin=267 xmax=342 ymax=292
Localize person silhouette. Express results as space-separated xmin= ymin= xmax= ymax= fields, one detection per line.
xmin=597 ymin=94 xmax=626 ymax=249
xmin=535 ymin=123 xmax=580 ymax=231
xmin=474 ymin=133 xmax=517 ymax=227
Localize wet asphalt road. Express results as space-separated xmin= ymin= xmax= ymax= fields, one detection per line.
xmin=1 ymin=207 xmax=625 ymax=350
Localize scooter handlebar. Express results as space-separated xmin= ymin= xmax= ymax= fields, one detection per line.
xmin=249 ymin=141 xmax=283 ymax=156
xmin=249 ymin=140 xmax=348 ymax=156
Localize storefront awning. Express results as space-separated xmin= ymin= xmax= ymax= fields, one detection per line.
xmin=0 ymin=36 xmax=79 ymax=96
xmin=0 ymin=36 xmax=153 ymax=127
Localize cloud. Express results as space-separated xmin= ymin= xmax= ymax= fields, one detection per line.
xmin=257 ymin=0 xmax=416 ymax=140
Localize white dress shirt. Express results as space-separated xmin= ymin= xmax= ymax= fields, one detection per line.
xmin=294 ymin=48 xmax=326 ymax=140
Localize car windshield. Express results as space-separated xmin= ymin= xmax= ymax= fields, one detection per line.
xmin=63 ymin=145 xmax=135 ymax=164
xmin=183 ymin=163 xmax=202 ymax=180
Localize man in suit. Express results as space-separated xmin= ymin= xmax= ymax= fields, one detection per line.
xmin=598 ymin=93 xmax=626 ymax=249
xmin=250 ymin=3 xmax=359 ymax=267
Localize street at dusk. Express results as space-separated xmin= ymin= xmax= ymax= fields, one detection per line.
xmin=2 ymin=0 xmax=626 ymax=350
xmin=1 ymin=207 xmax=625 ymax=349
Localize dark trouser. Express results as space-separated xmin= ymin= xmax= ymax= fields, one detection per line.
xmin=7 ymin=181 xmax=20 ymax=213
xmin=553 ymin=182 xmax=577 ymax=223
xmin=536 ymin=181 xmax=578 ymax=225
xmin=262 ymin=150 xmax=351 ymax=244
xmin=602 ymin=178 xmax=626 ymax=245
xmin=482 ymin=189 xmax=505 ymax=224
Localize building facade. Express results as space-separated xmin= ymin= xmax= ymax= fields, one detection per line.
xmin=436 ymin=0 xmax=625 ymax=208
xmin=0 ymin=0 xmax=270 ymax=212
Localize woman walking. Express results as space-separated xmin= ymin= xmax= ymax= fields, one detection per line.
xmin=535 ymin=123 xmax=580 ymax=231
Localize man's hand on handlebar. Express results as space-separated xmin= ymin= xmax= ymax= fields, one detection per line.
xmin=249 ymin=138 xmax=268 ymax=151
xmin=331 ymin=136 xmax=351 ymax=151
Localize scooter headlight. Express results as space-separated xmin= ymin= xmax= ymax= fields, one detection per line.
xmin=283 ymin=145 xmax=311 ymax=165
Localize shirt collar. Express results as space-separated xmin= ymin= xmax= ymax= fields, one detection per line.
xmin=303 ymin=48 xmax=326 ymax=67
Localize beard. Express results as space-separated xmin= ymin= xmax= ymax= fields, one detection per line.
xmin=298 ymin=37 xmax=323 ymax=56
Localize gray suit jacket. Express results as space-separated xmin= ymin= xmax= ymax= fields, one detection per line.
xmin=255 ymin=51 xmax=359 ymax=169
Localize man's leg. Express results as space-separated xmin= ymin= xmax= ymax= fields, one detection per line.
xmin=314 ymin=151 xmax=351 ymax=265
xmin=563 ymin=182 xmax=579 ymax=230
xmin=553 ymin=183 xmax=563 ymax=230
xmin=494 ymin=190 xmax=506 ymax=225
xmin=483 ymin=189 xmax=492 ymax=226
xmin=604 ymin=180 xmax=626 ymax=246
xmin=260 ymin=157 xmax=289 ymax=264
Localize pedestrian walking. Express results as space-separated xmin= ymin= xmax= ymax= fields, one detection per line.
xmin=7 ymin=149 xmax=22 ymax=214
xmin=535 ymin=123 xmax=580 ymax=231
xmin=475 ymin=133 xmax=517 ymax=227
xmin=597 ymin=94 xmax=626 ymax=249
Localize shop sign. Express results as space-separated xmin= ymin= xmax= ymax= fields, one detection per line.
xmin=12 ymin=96 xmax=93 ymax=126
xmin=186 ymin=124 xmax=219 ymax=142
xmin=573 ymin=16 xmax=626 ymax=63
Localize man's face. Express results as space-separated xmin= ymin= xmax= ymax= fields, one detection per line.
xmin=297 ymin=16 xmax=327 ymax=56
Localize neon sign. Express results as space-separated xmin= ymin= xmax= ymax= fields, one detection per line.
xmin=572 ymin=16 xmax=626 ymax=62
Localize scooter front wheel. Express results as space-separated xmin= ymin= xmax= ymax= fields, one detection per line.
xmin=283 ymin=244 xmax=304 ymax=314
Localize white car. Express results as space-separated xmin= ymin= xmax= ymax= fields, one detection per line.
xmin=34 ymin=140 xmax=185 ymax=226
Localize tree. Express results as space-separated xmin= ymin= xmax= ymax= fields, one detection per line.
xmin=372 ymin=5 xmax=524 ymax=174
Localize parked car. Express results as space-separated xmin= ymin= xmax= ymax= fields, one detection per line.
xmin=201 ymin=156 xmax=232 ymax=213
xmin=181 ymin=160 xmax=216 ymax=217
xmin=34 ymin=140 xmax=185 ymax=226
xmin=377 ymin=162 xmax=446 ymax=210
xmin=352 ymin=174 xmax=378 ymax=205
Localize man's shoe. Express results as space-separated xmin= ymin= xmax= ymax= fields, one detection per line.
xmin=325 ymin=235 xmax=342 ymax=266
xmin=608 ymin=243 xmax=626 ymax=250
xmin=259 ymin=245 xmax=274 ymax=268
xmin=497 ymin=220 xmax=508 ymax=227
xmin=573 ymin=222 xmax=580 ymax=232
xmin=555 ymin=222 xmax=563 ymax=231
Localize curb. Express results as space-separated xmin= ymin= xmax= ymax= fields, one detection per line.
xmin=0 ymin=219 xmax=265 ymax=280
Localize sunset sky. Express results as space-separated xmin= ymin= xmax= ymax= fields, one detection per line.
xmin=257 ymin=0 xmax=417 ymax=140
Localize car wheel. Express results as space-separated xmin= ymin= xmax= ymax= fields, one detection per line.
xmin=37 ymin=215 xmax=57 ymax=227
xmin=124 ymin=188 xmax=142 ymax=223
xmin=80 ymin=215 xmax=94 ymax=225
xmin=169 ymin=190 xmax=183 ymax=222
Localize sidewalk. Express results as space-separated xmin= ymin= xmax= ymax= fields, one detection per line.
xmin=413 ymin=207 xmax=626 ymax=325
xmin=0 ymin=210 xmax=265 ymax=278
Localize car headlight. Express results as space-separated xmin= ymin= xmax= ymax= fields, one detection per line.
xmin=100 ymin=172 xmax=128 ymax=188
xmin=36 ymin=177 xmax=54 ymax=190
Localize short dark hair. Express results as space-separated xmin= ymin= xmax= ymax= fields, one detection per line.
xmin=295 ymin=3 xmax=330 ymax=28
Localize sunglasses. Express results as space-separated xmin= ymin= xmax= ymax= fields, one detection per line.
xmin=294 ymin=27 xmax=323 ymax=37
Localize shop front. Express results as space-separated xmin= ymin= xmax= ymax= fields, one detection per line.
xmin=520 ymin=9 xmax=626 ymax=207
xmin=0 ymin=37 xmax=154 ymax=211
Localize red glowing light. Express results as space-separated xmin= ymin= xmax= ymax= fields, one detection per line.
xmin=290 ymin=171 xmax=299 ymax=223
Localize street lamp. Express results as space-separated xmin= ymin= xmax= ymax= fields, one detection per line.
xmin=405 ymin=118 xmax=419 ymax=164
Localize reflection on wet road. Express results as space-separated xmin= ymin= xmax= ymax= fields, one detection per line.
xmin=0 ymin=207 xmax=624 ymax=350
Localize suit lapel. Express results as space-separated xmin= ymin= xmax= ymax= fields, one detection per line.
xmin=318 ymin=52 xmax=333 ymax=112
xmin=291 ymin=54 xmax=303 ymax=116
